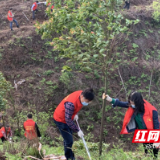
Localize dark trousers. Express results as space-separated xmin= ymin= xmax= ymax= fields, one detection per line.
xmin=32 ymin=9 xmax=38 ymax=20
xmin=1 ymin=137 xmax=6 ymax=142
xmin=10 ymin=19 xmax=19 ymax=30
xmin=143 ymin=143 xmax=159 ymax=158
xmin=124 ymin=2 xmax=130 ymax=9
xmin=54 ymin=119 xmax=75 ymax=160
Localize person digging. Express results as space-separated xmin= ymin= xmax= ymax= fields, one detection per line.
xmin=0 ymin=124 xmax=13 ymax=142
xmin=53 ymin=89 xmax=94 ymax=160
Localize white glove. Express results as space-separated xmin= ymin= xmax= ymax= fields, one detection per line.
xmin=8 ymin=137 xmax=12 ymax=143
xmin=106 ymin=95 xmax=112 ymax=102
xmin=78 ymin=130 xmax=84 ymax=138
xmin=74 ymin=114 xmax=78 ymax=121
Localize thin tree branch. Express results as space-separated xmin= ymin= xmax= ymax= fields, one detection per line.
xmin=148 ymin=71 xmax=153 ymax=101
xmin=118 ymin=67 xmax=127 ymax=100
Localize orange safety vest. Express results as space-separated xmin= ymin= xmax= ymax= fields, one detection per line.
xmin=0 ymin=127 xmax=5 ymax=138
xmin=6 ymin=127 xmax=11 ymax=136
xmin=47 ymin=3 xmax=54 ymax=9
xmin=0 ymin=127 xmax=11 ymax=138
xmin=23 ymin=119 xmax=37 ymax=139
xmin=54 ymin=90 xmax=83 ymax=123
xmin=120 ymin=100 xmax=156 ymax=134
xmin=7 ymin=11 xmax=13 ymax=21
xmin=32 ymin=2 xmax=38 ymax=11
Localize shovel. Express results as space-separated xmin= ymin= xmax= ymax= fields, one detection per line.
xmin=76 ymin=120 xmax=92 ymax=160
xmin=22 ymin=12 xmax=29 ymax=21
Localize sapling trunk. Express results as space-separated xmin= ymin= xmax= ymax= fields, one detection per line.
xmin=99 ymin=73 xmax=107 ymax=156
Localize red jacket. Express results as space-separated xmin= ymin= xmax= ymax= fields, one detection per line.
xmin=121 ymin=100 xmax=157 ymax=134
xmin=54 ymin=90 xmax=83 ymax=123
xmin=24 ymin=119 xmax=37 ymax=139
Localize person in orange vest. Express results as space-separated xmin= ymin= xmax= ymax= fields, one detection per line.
xmin=23 ymin=114 xmax=41 ymax=140
xmin=53 ymin=89 xmax=94 ymax=160
xmin=31 ymin=1 xmax=40 ymax=20
xmin=7 ymin=8 xmax=19 ymax=31
xmin=45 ymin=1 xmax=54 ymax=12
xmin=0 ymin=125 xmax=13 ymax=142
xmin=104 ymin=91 xmax=159 ymax=158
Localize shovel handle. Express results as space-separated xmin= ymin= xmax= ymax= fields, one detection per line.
xmin=76 ymin=120 xmax=92 ymax=160
xmin=76 ymin=120 xmax=81 ymax=130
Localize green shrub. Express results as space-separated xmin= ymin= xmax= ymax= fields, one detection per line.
xmin=59 ymin=72 xmax=71 ymax=88
xmin=43 ymin=70 xmax=54 ymax=76
xmin=153 ymin=1 xmax=160 ymax=22
xmin=26 ymin=147 xmax=44 ymax=159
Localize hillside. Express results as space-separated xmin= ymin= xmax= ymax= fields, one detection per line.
xmin=0 ymin=0 xmax=160 ymax=159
